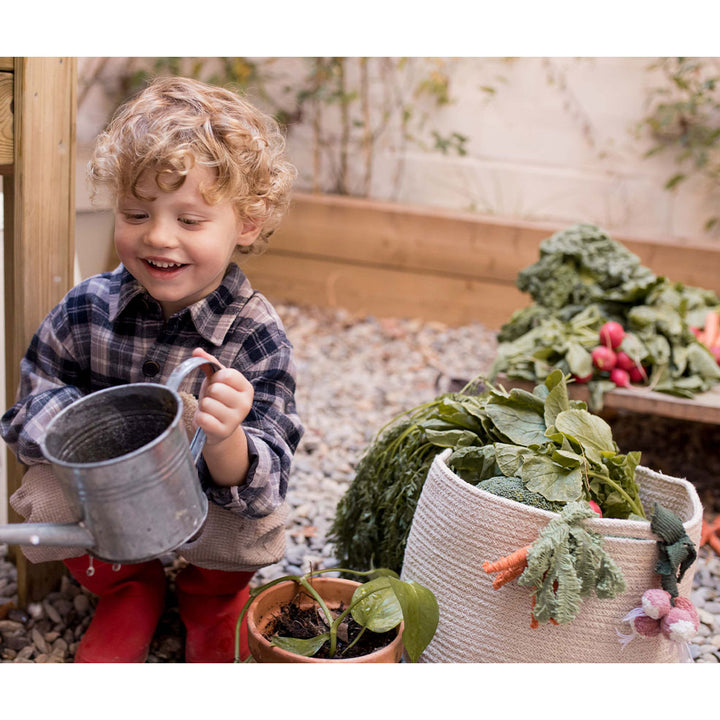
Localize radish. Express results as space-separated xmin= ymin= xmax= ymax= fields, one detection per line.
xmin=628 ymin=365 xmax=646 ymax=383
xmin=591 ymin=345 xmax=617 ymax=371
xmin=599 ymin=321 xmax=625 ymax=349
xmin=711 ymin=345 xmax=720 ymax=365
xmin=641 ymin=589 xmax=672 ymax=619
xmin=615 ymin=351 xmax=636 ymax=372
xmin=572 ymin=372 xmax=593 ymax=384
xmin=588 ymin=500 xmax=603 ymax=517
xmin=610 ymin=368 xmax=630 ymax=387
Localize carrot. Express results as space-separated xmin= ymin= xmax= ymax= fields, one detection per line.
xmin=703 ymin=311 xmax=720 ymax=349
xmin=709 ymin=533 xmax=720 ymax=556
xmin=491 ymin=564 xmax=527 ymax=590
xmin=482 ymin=545 xmax=530 ymax=575
xmin=700 ymin=520 xmax=713 ymax=547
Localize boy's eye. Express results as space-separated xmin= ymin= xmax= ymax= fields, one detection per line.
xmin=123 ymin=212 xmax=147 ymax=222
xmin=179 ymin=217 xmax=201 ymax=226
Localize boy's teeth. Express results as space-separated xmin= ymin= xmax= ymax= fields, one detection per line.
xmin=147 ymin=259 xmax=182 ymax=268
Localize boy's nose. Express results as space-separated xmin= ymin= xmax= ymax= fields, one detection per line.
xmin=145 ymin=217 xmax=177 ymax=247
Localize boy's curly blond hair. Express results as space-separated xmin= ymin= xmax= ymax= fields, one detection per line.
xmin=88 ymin=75 xmax=296 ymax=254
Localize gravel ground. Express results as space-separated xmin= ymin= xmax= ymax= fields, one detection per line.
xmin=1 ymin=303 xmax=719 ymax=663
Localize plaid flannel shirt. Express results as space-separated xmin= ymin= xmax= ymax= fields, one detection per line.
xmin=1 ymin=263 xmax=304 ymax=519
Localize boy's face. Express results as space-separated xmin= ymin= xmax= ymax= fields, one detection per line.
xmin=114 ymin=165 xmax=260 ymax=319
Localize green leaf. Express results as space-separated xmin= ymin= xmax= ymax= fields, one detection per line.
xmin=485 ymin=395 xmax=548 ymax=447
xmin=554 ymin=409 xmax=616 ymax=464
xmin=521 ymin=453 xmax=584 ymax=503
xmin=494 ymin=443 xmax=532 ymax=477
xmin=543 ymin=372 xmax=571 ymax=427
xmin=350 ymin=577 xmax=403 ymax=633
xmin=424 ymin=428 xmax=481 ymax=448
xmin=565 ymin=342 xmax=593 ymax=379
xmin=271 ymin=632 xmax=330 ymax=657
xmin=387 ymin=577 xmax=439 ymax=663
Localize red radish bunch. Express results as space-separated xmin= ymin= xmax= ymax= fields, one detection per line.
xmin=618 ymin=590 xmax=699 ymax=649
xmin=589 ymin=322 xmax=647 ymax=387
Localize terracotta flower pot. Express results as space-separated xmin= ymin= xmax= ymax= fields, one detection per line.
xmin=246 ymin=577 xmax=404 ymax=663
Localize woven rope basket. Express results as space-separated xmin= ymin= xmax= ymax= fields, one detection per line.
xmin=401 ymin=449 xmax=703 ymax=663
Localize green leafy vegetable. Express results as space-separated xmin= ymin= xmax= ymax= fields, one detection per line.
xmin=491 ymin=224 xmax=720 ymax=409
xmin=331 ymin=370 xmax=646 ymax=575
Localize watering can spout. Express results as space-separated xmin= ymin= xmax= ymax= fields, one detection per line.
xmin=0 ymin=522 xmax=95 ymax=550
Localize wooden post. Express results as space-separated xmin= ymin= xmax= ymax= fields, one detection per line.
xmin=2 ymin=57 xmax=77 ymax=605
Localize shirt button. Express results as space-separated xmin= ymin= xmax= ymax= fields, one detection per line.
xmin=142 ymin=360 xmax=160 ymax=378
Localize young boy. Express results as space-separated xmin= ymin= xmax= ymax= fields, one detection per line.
xmin=0 ymin=76 xmax=304 ymax=663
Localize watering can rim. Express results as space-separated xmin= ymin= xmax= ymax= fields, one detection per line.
xmin=38 ymin=356 xmax=220 ymax=470
xmin=38 ymin=380 xmax=186 ymax=471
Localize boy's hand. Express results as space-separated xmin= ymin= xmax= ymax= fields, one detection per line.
xmin=191 ymin=347 xmax=254 ymax=446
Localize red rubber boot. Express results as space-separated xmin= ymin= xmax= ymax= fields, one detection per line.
xmin=175 ymin=564 xmax=254 ymax=662
xmin=64 ymin=554 xmax=167 ymax=663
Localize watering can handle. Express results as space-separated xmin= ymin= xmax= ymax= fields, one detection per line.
xmin=166 ymin=356 xmax=222 ymax=464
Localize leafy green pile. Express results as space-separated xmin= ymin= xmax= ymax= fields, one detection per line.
xmin=491 ymin=224 xmax=720 ymax=409
xmin=331 ymin=370 xmax=645 ymax=575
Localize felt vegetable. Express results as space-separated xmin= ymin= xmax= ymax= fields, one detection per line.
xmin=700 ymin=515 xmax=720 ymax=555
xmin=600 ymin=321 xmax=625 ymax=349
xmin=618 ymin=607 xmax=662 ymax=647
xmin=660 ymin=606 xmax=699 ymax=642
xmin=482 ymin=546 xmax=530 ymax=590
xmin=641 ymin=588 xmax=672 ymax=619
xmin=516 ymin=502 xmax=627 ymax=626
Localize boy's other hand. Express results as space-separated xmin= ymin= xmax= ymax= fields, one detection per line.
xmin=191 ymin=347 xmax=253 ymax=446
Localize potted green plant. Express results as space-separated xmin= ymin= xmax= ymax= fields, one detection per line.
xmin=234 ymin=566 xmax=439 ymax=663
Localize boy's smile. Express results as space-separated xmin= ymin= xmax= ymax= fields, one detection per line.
xmin=114 ymin=164 xmax=260 ymax=319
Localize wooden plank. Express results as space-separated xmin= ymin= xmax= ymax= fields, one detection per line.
xmin=274 ymin=193 xmax=720 ymax=297
xmin=273 ymin=193 xmax=549 ymax=285
xmin=4 ymin=57 xmax=77 ymax=604
xmin=0 ymin=72 xmax=12 ymax=172
xmin=242 ymin=251 xmax=532 ymax=328
xmin=0 ymin=58 xmax=13 ymax=72
xmin=497 ymin=374 xmax=720 ymax=425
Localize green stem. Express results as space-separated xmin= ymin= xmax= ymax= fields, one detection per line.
xmin=298 ymin=576 xmax=338 ymax=657
xmin=586 ymin=470 xmax=646 ymax=519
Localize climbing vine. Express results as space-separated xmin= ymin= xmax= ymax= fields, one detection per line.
xmin=639 ymin=57 xmax=720 ymax=232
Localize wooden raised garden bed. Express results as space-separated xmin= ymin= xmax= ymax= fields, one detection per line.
xmin=243 ymin=192 xmax=720 ymax=330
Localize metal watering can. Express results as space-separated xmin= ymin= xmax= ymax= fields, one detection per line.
xmin=0 ymin=356 xmax=220 ymax=564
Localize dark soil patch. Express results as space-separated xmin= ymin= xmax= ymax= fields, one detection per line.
xmin=607 ymin=411 xmax=720 ymax=516
xmin=264 ymin=601 xmax=396 ymax=659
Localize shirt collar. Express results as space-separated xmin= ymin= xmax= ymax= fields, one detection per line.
xmin=108 ymin=263 xmax=255 ymax=346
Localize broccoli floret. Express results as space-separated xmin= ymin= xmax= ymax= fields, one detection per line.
xmin=477 ymin=476 xmax=564 ymax=512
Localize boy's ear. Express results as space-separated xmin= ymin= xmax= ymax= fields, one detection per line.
xmin=236 ymin=219 xmax=262 ymax=247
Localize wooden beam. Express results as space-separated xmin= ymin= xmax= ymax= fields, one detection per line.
xmin=4 ymin=57 xmax=77 ymax=604
xmin=0 ymin=71 xmax=12 ymax=173
xmin=251 ymin=193 xmax=720 ymax=329
xmin=0 ymin=58 xmax=13 ymax=72
xmin=242 ymin=251 xmax=532 ymax=328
